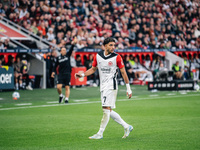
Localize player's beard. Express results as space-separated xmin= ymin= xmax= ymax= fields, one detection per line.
xmin=107 ymin=48 xmax=114 ymax=54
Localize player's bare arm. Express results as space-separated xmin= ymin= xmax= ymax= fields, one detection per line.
xmin=120 ymin=67 xmax=132 ymax=99
xmin=75 ymin=66 xmax=97 ymax=78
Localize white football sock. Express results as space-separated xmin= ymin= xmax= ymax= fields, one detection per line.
xmin=16 ymin=83 xmax=18 ymax=87
xmin=196 ymin=70 xmax=199 ymax=80
xmin=65 ymin=97 xmax=68 ymax=101
xmin=59 ymin=94 xmax=63 ymax=97
xmin=16 ymin=83 xmax=19 ymax=90
xmin=110 ymin=110 xmax=129 ymax=129
xmin=97 ymin=109 xmax=110 ymax=135
xmin=20 ymin=84 xmax=22 ymax=87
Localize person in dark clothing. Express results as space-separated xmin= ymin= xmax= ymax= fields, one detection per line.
xmin=50 ymin=49 xmax=58 ymax=88
xmin=123 ymin=55 xmax=134 ymax=81
xmin=44 ymin=52 xmax=52 ymax=88
xmin=21 ymin=60 xmax=33 ymax=90
xmin=76 ymin=54 xmax=83 ymax=67
xmin=6 ymin=55 xmax=15 ymax=67
xmin=51 ymin=37 xmax=77 ymax=103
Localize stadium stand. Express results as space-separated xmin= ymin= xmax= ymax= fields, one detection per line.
xmin=0 ymin=0 xmax=200 ymax=88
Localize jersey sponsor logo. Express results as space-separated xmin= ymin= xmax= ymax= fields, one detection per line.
xmin=59 ymin=57 xmax=68 ymax=63
xmin=108 ymin=61 xmax=113 ymax=66
xmin=101 ymin=67 xmax=111 ymax=73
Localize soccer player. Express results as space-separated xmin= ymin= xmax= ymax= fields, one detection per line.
xmin=51 ymin=37 xmax=77 ymax=103
xmin=75 ymin=37 xmax=133 ymax=139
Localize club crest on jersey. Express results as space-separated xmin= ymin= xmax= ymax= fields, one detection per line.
xmin=108 ymin=61 xmax=113 ymax=66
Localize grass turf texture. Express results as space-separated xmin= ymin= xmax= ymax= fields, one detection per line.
xmin=0 ymin=85 xmax=200 ymax=150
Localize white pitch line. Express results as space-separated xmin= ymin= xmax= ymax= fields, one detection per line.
xmin=0 ymin=94 xmax=200 ymax=111
xmin=167 ymin=93 xmax=176 ymax=96
xmin=0 ymin=98 xmax=4 ymax=100
xmin=15 ymin=103 xmax=32 ymax=106
xmin=47 ymin=101 xmax=58 ymax=104
xmin=74 ymin=99 xmax=88 ymax=102
xmin=149 ymin=95 xmax=159 ymax=97
xmin=180 ymin=92 xmax=187 ymax=95
xmin=132 ymin=96 xmax=138 ymax=98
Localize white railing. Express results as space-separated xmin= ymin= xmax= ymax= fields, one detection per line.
xmin=0 ymin=16 xmax=59 ymax=50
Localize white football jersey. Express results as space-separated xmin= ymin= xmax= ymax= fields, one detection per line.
xmin=92 ymin=50 xmax=124 ymax=92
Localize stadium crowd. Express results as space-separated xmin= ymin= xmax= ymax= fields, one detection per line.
xmin=0 ymin=0 xmax=200 ymax=89
xmin=0 ymin=0 xmax=200 ymax=49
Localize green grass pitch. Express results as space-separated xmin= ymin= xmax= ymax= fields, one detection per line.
xmin=0 ymin=85 xmax=200 ymax=150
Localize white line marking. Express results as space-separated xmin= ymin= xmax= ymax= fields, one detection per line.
xmin=0 ymin=94 xmax=200 ymax=111
xmin=132 ymin=96 xmax=138 ymax=98
xmin=15 ymin=103 xmax=32 ymax=106
xmin=167 ymin=93 xmax=176 ymax=96
xmin=74 ymin=99 xmax=88 ymax=102
xmin=149 ymin=95 xmax=159 ymax=97
xmin=180 ymin=92 xmax=187 ymax=95
xmin=0 ymin=98 xmax=4 ymax=100
xmin=47 ymin=101 xmax=58 ymax=104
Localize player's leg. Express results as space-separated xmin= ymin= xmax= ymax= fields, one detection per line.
xmin=64 ymin=74 xmax=71 ymax=103
xmin=109 ymin=90 xmax=133 ymax=138
xmin=64 ymin=85 xmax=70 ymax=103
xmin=57 ymin=74 xmax=65 ymax=103
xmin=196 ymin=69 xmax=199 ymax=80
xmin=15 ymin=72 xmax=19 ymax=90
xmin=89 ymin=90 xmax=113 ymax=139
xmin=89 ymin=107 xmax=111 ymax=139
xmin=57 ymin=84 xmax=64 ymax=103
xmin=110 ymin=110 xmax=133 ymax=138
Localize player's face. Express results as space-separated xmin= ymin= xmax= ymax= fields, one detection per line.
xmin=105 ymin=42 xmax=115 ymax=54
xmin=60 ymin=48 xmax=66 ymax=56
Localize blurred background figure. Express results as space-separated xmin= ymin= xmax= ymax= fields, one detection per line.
xmin=172 ymin=61 xmax=183 ymax=80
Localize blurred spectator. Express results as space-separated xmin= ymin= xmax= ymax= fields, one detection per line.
xmin=123 ymin=55 xmax=134 ymax=82
xmin=187 ymin=40 xmax=197 ymax=49
xmin=0 ymin=55 xmax=5 ymax=65
xmin=0 ymin=0 xmax=199 ymax=50
xmin=172 ymin=61 xmax=183 ymax=80
xmin=76 ymin=54 xmax=83 ymax=67
xmin=194 ymin=54 xmax=200 ymax=80
xmin=14 ymin=55 xmax=23 ymax=90
xmin=143 ymin=55 xmax=151 ymax=70
xmin=155 ymin=63 xmax=168 ymax=81
xmin=183 ymin=56 xmax=190 ymax=80
xmin=190 ymin=57 xmax=198 ymax=81
xmin=4 ymin=38 xmax=12 ymax=49
xmin=151 ymin=55 xmax=161 ymax=80
xmin=21 ymin=60 xmax=33 ymax=90
xmin=44 ymin=52 xmax=52 ymax=88
xmin=47 ymin=28 xmax=55 ymax=41
xmin=6 ymin=55 xmax=14 ymax=67
xmin=0 ymin=39 xmax=4 ymax=49
xmin=70 ymin=51 xmax=76 ymax=68
xmin=49 ymin=49 xmax=58 ymax=88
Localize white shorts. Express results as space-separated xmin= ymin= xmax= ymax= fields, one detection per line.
xmin=101 ymin=89 xmax=117 ymax=109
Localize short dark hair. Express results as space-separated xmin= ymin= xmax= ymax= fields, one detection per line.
xmin=103 ymin=37 xmax=116 ymax=45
